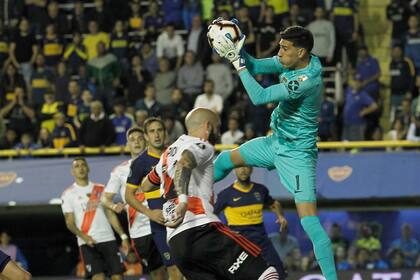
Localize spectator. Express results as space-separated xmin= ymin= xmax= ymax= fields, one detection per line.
xmin=1 ymin=63 xmax=26 ymax=106
xmin=156 ymin=23 xmax=185 ymax=70
xmin=221 ymin=117 xmax=244 ymax=145
xmin=236 ymin=7 xmax=256 ymax=55
xmin=39 ymin=91 xmax=62 ymax=132
xmin=282 ymin=4 xmax=307 ymax=28
xmin=76 ymin=89 xmax=93 ymax=125
xmin=54 ymin=62 xmax=70 ymax=104
xmin=183 ymin=0 xmax=201 ymax=30
xmin=30 ymin=53 xmax=55 ymax=109
xmin=307 ymin=7 xmax=336 ymax=66
xmin=42 ymin=24 xmax=63 ymax=68
xmin=342 ymin=77 xmax=378 ymax=141
xmin=186 ymin=15 xmax=211 ymax=67
xmin=37 ymin=127 xmax=53 ymax=148
xmin=79 ymin=100 xmax=115 ymax=147
xmin=354 ymin=248 xmax=370 ymax=269
xmin=404 ymin=15 xmax=420 ymax=87
xmin=367 ymin=250 xmax=389 ymax=270
xmin=154 ymin=57 xmax=176 ymax=105
xmin=0 ymin=0 xmax=24 ymax=30
xmin=397 ymin=98 xmax=412 ymax=129
xmin=387 ymin=223 xmax=419 ymax=267
xmin=390 ymin=250 xmax=406 ymax=269
xmin=269 ymin=227 xmax=300 ymax=262
xmin=330 ymin=0 xmax=359 ymax=67
xmin=124 ymin=251 xmax=142 ymax=276
xmin=135 ymin=84 xmax=162 ymax=117
xmin=63 ymin=32 xmax=87 ymax=75
xmin=43 ymin=1 xmax=68 ymax=35
xmin=65 ymin=80 xmax=82 ymax=117
xmin=318 ymin=93 xmax=336 ymax=141
xmin=162 ymin=112 xmax=185 ymax=145
xmin=162 ymin=88 xmax=191 ymax=122
xmin=14 ymin=132 xmax=40 ymax=150
xmin=284 ymin=248 xmax=302 ymax=272
xmin=0 ymin=22 xmax=9 ymax=68
xmin=355 ymin=223 xmax=382 ymax=252
xmin=0 ymin=87 xmax=36 ymax=136
xmin=335 ymin=245 xmax=352 ymax=270
xmin=134 ymin=110 xmax=149 ymax=128
xmin=386 ymin=118 xmax=407 ymax=145
xmin=70 ymin=1 xmax=88 ymax=33
xmin=256 ymin=5 xmax=281 ymax=59
xmin=386 ymin=0 xmax=410 ymax=46
xmin=141 ymin=42 xmax=159 ymax=76
xmin=0 ymin=128 xmax=18 ymax=149
xmin=86 ymin=0 xmax=111 ymax=32
xmin=330 ymin=223 xmax=350 ymax=253
xmin=23 ymin=0 xmax=47 ymax=34
xmin=206 ymin=53 xmax=234 ymax=100
xmin=83 ymin=20 xmax=110 ymax=60
xmin=162 ymin=0 xmax=183 ymax=27
xmin=126 ymin=55 xmax=151 ymax=104
xmin=241 ymin=123 xmax=256 ymax=143
xmin=177 ymin=51 xmax=204 ymax=97
xmin=110 ymin=20 xmax=129 ymax=72
xmin=144 ymin=1 xmax=164 ymax=42
xmin=51 ymin=112 xmax=78 ymax=149
xmin=110 ymin=99 xmax=134 ymax=146
xmin=389 ymin=44 xmax=415 ymax=119
xmin=356 ymin=46 xmax=381 ymax=100
xmin=127 ymin=1 xmax=143 ymax=31
xmin=9 ymin=18 xmax=39 ymax=87
xmin=87 ymin=41 xmax=120 ymax=109
xmin=407 ymin=114 xmax=420 ymax=141
xmin=0 ymin=231 xmax=29 ymax=271
xmin=193 ymin=80 xmax=223 ymax=115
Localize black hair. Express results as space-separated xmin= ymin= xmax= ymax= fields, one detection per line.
xmin=280 ymin=26 xmax=314 ymax=53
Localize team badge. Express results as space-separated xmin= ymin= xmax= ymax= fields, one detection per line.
xmin=164 ymin=252 xmax=171 ymax=260
xmin=254 ymin=192 xmax=261 ymax=202
xmin=287 ymin=80 xmax=300 ymax=93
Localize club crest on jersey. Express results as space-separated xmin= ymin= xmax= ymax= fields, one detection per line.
xmin=297 ymin=75 xmax=308 ymax=82
xmin=254 ymin=192 xmax=261 ymax=202
xmin=164 ymin=252 xmax=171 ymax=260
xmin=287 ymin=80 xmax=300 ymax=93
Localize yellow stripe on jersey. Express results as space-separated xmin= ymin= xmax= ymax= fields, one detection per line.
xmin=144 ymin=189 xmax=161 ymax=199
xmin=224 ymin=204 xmax=264 ymax=226
xmin=44 ymin=44 xmax=63 ymax=56
xmin=333 ymin=7 xmax=354 ymax=16
xmin=0 ymin=42 xmax=8 ymax=53
xmin=111 ymin=40 xmax=128 ymax=48
xmin=127 ymin=183 xmax=140 ymax=189
xmin=31 ymin=79 xmax=49 ymax=88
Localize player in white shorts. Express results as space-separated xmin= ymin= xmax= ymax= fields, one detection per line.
xmin=61 ymin=158 xmax=126 ymax=280
xmin=101 ymin=126 xmax=166 ymax=279
xmin=142 ymin=108 xmax=280 ymax=280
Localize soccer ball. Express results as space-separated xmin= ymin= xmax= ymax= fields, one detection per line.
xmin=207 ymin=18 xmax=242 ymax=49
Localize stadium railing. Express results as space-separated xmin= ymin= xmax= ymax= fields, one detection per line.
xmin=1 ymin=140 xmax=419 ymax=158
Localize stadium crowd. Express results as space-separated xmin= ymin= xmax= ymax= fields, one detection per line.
xmin=0 ymin=0 xmax=419 ymax=151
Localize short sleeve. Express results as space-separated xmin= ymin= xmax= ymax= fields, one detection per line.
xmin=360 ymin=91 xmax=374 ymax=107
xmin=261 ymin=185 xmax=274 ymax=207
xmin=61 ymin=192 xmax=73 ymax=213
xmin=186 ymin=141 xmax=214 ymax=166
xmin=214 ymin=189 xmax=229 ymax=215
xmin=105 ymin=169 xmax=121 ymax=194
xmin=126 ymin=158 xmax=145 ymax=189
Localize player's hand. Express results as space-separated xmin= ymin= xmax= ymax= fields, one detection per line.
xmin=276 ymin=215 xmax=288 ymax=232
xmin=112 ymin=202 xmax=125 ymax=214
xmin=165 ymin=202 xmax=187 ymax=228
xmin=213 ymin=35 xmax=246 ymax=71
xmin=82 ymin=234 xmax=96 ymax=247
xmin=121 ymin=238 xmax=130 ymax=254
xmin=146 ymin=209 xmax=166 ymax=225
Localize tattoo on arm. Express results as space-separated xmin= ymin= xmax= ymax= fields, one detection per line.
xmin=173 ymin=150 xmax=197 ymax=197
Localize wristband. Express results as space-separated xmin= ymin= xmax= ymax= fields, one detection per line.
xmin=120 ymin=233 xmax=129 ymax=240
xmin=178 ymin=194 xmax=188 ymax=204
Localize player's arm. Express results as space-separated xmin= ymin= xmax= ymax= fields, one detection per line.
xmin=269 ymin=200 xmax=288 ymax=232
xmin=103 ymin=208 xmax=130 ymax=252
xmin=125 ymin=185 xmax=164 ymax=224
xmin=102 ymin=172 xmax=125 ymax=213
xmin=63 ymin=212 xmax=96 ymax=247
xmin=242 ymin=51 xmax=284 ymax=76
xmin=238 ymin=71 xmax=307 ymax=105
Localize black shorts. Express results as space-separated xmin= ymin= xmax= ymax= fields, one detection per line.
xmin=132 ymin=235 xmax=164 ymax=272
xmin=0 ymin=250 xmax=11 ymax=273
xmin=80 ymin=240 xmax=124 ymax=278
xmin=168 ymin=222 xmax=271 ymax=280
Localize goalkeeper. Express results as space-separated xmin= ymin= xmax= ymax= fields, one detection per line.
xmin=212 ymin=24 xmax=338 ymax=280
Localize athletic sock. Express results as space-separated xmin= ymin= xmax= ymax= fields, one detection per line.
xmin=213 ymin=150 xmax=234 ymax=182
xmin=300 ymin=216 xmax=337 ymax=280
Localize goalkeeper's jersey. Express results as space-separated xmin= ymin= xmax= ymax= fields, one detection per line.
xmin=240 ymin=54 xmax=323 ymax=150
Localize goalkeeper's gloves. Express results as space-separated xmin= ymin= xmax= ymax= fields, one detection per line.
xmin=213 ymin=34 xmax=247 ymax=71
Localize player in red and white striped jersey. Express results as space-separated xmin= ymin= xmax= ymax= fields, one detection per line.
xmin=141 ymin=108 xmax=281 ymax=280
xmin=61 ymin=158 xmax=126 ymax=280
xmin=101 ymin=127 xmax=166 ymax=279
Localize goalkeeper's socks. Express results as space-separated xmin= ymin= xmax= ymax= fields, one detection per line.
xmin=213 ymin=150 xmax=234 ymax=182
xmin=300 ymin=216 xmax=338 ymax=280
